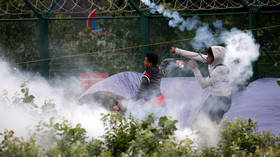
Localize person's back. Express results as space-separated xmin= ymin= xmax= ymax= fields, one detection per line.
xmin=135 ymin=66 xmax=162 ymax=101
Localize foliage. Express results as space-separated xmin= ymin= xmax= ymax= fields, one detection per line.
xmin=218 ymin=118 xmax=280 ymax=156
xmin=0 ymin=130 xmax=45 ymax=157
xmin=9 ymin=81 xmax=56 ymax=112
xmin=6 ymin=80 xmax=37 ymax=108
xmin=1 ymin=110 xmax=280 ymax=157
xmin=1 ymin=82 xmax=280 ymax=157
xmin=101 ymin=111 xmax=179 ymax=156
xmin=20 ymin=80 xmax=35 ymax=104
xmin=102 ymin=111 xmax=139 ymax=156
xmin=40 ymin=120 xmax=86 ymax=156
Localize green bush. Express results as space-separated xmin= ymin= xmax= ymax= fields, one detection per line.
xmin=0 ymin=130 xmax=44 ymax=157
xmin=1 ymin=113 xmax=280 ymax=157
xmin=1 ymin=84 xmax=280 ymax=157
xmin=101 ymin=111 xmax=180 ymax=156
xmin=218 ymin=118 xmax=280 ymax=156
xmin=52 ymin=120 xmax=87 ymax=156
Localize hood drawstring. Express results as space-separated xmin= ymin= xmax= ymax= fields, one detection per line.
xmin=198 ymin=52 xmax=208 ymax=63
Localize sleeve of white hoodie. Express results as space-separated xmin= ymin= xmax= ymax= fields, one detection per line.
xmin=192 ymin=66 xmax=232 ymax=96
xmin=192 ymin=67 xmax=212 ymax=88
xmin=175 ymin=48 xmax=207 ymax=63
xmin=192 ymin=66 xmax=227 ymax=89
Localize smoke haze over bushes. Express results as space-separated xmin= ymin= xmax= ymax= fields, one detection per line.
xmin=0 ymin=58 xmax=107 ymax=144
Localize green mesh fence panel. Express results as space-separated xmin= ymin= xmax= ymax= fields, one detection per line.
xmin=0 ymin=12 xmax=279 ymax=78
xmin=0 ymin=20 xmax=40 ymax=72
xmin=256 ymin=13 xmax=280 ymax=78
xmin=48 ymin=18 xmax=142 ymax=77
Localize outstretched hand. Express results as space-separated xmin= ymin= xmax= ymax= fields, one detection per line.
xmin=170 ymin=47 xmax=176 ymax=54
xmin=113 ymin=105 xmax=120 ymax=111
xmin=113 ymin=100 xmax=122 ymax=111
xmin=188 ymin=60 xmax=197 ymax=69
xmin=176 ymin=60 xmax=184 ymax=68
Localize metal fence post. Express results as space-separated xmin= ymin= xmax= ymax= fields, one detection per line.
xmin=141 ymin=13 xmax=149 ymax=71
xmin=40 ymin=18 xmax=49 ymax=78
xmin=242 ymin=0 xmax=268 ymax=81
xmin=129 ymin=0 xmax=151 ymax=71
xmin=249 ymin=9 xmax=258 ymax=81
xmin=24 ymin=0 xmax=62 ymax=79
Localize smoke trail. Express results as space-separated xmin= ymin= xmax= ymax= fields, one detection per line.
xmin=141 ymin=0 xmax=200 ymax=31
xmin=213 ymin=20 xmax=224 ymax=30
xmin=140 ymin=0 xmax=216 ymax=51
xmin=190 ymin=23 xmax=217 ymax=50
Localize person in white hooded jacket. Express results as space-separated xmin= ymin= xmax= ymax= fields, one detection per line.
xmin=171 ymin=46 xmax=232 ymax=123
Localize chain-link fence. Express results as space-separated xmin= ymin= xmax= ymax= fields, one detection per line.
xmin=0 ymin=12 xmax=279 ymax=78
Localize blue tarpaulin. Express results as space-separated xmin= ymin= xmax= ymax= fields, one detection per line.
xmin=79 ymin=72 xmax=280 ymax=134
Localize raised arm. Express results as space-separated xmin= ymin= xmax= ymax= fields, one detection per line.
xmin=171 ymin=47 xmax=207 ymax=63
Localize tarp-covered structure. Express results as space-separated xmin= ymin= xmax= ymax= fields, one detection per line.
xmin=79 ymin=72 xmax=280 ymax=134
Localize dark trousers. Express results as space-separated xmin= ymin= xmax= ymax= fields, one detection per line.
xmin=199 ymin=95 xmax=232 ymax=123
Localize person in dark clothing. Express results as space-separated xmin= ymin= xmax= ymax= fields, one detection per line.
xmin=113 ymin=53 xmax=166 ymax=111
xmin=134 ymin=53 xmax=163 ymax=101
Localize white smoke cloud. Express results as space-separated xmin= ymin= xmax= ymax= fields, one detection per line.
xmin=0 ymin=58 xmax=107 ymax=145
xmin=221 ymin=29 xmax=260 ymax=91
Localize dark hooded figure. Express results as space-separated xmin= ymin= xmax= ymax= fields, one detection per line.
xmin=134 ymin=52 xmax=163 ymax=102
xmin=171 ymin=46 xmax=232 ymax=123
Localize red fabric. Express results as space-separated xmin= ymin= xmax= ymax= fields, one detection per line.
xmin=144 ymin=94 xmax=166 ymax=107
xmin=145 ymin=71 xmax=156 ymax=79
xmin=79 ymin=73 xmax=108 ymax=90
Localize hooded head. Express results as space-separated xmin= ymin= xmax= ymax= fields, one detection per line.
xmin=208 ymin=46 xmax=226 ymax=67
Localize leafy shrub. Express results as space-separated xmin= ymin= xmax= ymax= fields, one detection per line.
xmin=1 ymin=84 xmax=280 ymax=157
xmin=218 ymin=118 xmax=280 ymax=156
xmin=0 ymin=130 xmax=44 ymax=157
xmin=86 ymin=139 xmax=104 ymax=157
xmin=1 ymin=113 xmax=280 ymax=157
xmin=102 ymin=111 xmax=139 ymax=156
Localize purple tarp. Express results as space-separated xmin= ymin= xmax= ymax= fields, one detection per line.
xmin=80 ymin=72 xmax=280 ymax=134
xmin=225 ymin=78 xmax=280 ymax=134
